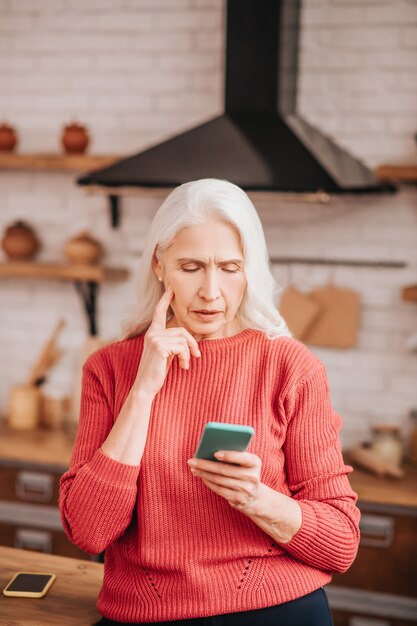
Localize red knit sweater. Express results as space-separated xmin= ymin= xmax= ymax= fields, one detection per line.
xmin=59 ymin=329 xmax=360 ymax=623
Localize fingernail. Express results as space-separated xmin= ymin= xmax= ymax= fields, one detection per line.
xmin=215 ymin=451 xmax=224 ymax=459
xmin=187 ymin=459 xmax=197 ymax=466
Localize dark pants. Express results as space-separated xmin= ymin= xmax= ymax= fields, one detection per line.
xmin=96 ymin=587 xmax=333 ymax=626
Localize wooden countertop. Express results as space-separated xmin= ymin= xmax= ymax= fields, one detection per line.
xmin=348 ymin=463 xmax=417 ymax=509
xmin=0 ymin=424 xmax=75 ymax=471
xmin=0 ymin=546 xmax=103 ymax=625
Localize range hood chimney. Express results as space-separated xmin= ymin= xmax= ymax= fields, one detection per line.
xmin=78 ymin=0 xmax=391 ymax=194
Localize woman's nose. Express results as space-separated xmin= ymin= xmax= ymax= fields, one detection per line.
xmin=199 ymin=270 xmax=221 ymax=300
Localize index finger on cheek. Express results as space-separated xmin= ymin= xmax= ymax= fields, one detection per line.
xmin=151 ymin=287 xmax=174 ymax=329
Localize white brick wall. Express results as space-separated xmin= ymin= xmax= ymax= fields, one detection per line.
xmin=0 ymin=0 xmax=225 ymax=152
xmin=0 ymin=0 xmax=416 ymax=451
xmin=299 ymin=0 xmax=417 ymax=166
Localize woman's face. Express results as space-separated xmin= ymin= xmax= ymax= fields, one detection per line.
xmin=153 ymin=220 xmax=247 ymax=341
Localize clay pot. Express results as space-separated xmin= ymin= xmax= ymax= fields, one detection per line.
xmin=0 ymin=123 xmax=18 ymax=152
xmin=371 ymin=425 xmax=403 ymax=467
xmin=1 ymin=220 xmax=40 ymax=260
xmin=61 ymin=122 xmax=90 ymax=154
xmin=64 ymin=231 xmax=103 ymax=265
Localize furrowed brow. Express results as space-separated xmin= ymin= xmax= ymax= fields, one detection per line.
xmin=176 ymin=257 xmax=243 ymax=265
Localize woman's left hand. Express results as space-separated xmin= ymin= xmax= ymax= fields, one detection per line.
xmin=187 ymin=451 xmax=263 ymax=514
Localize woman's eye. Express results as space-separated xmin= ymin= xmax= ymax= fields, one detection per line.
xmin=180 ymin=266 xmax=240 ymax=273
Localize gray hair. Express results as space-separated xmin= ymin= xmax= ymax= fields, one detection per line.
xmin=123 ymin=178 xmax=290 ymax=339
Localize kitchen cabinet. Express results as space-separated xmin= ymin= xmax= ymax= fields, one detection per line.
xmin=327 ymin=465 xmax=417 ymax=626
xmin=0 ymin=424 xmax=90 ymax=561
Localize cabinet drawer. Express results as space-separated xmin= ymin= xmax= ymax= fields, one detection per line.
xmin=331 ymin=610 xmax=417 ymax=626
xmin=0 ymin=522 xmax=90 ymax=560
xmin=332 ymin=507 xmax=417 ymax=597
xmin=0 ymin=500 xmax=90 ymax=561
xmin=326 ymin=585 xmax=417 ymax=626
xmin=0 ymin=466 xmax=60 ymax=504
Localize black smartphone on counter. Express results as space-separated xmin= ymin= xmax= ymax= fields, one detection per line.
xmin=3 ymin=572 xmax=56 ymax=598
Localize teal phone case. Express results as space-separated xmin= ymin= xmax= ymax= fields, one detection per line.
xmin=194 ymin=422 xmax=255 ymax=461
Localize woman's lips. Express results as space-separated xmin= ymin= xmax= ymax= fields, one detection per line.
xmin=192 ymin=310 xmax=223 ymax=320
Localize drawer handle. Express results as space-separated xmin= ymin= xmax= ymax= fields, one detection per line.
xmin=359 ymin=513 xmax=394 ymax=548
xmin=15 ymin=471 xmax=54 ymax=503
xmin=15 ymin=528 xmax=53 ymax=553
xmin=349 ymin=617 xmax=391 ymax=626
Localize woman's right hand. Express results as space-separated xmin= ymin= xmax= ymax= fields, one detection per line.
xmin=133 ymin=286 xmax=201 ymax=398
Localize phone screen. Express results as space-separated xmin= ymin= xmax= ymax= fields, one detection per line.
xmin=3 ymin=572 xmax=56 ymax=597
xmin=194 ymin=422 xmax=254 ymax=461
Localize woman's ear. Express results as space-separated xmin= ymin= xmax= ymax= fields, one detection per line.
xmin=152 ymin=250 xmax=163 ymax=279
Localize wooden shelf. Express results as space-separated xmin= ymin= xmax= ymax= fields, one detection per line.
xmin=0 ymin=152 xmax=120 ymax=172
xmin=375 ymin=164 xmax=417 ymax=183
xmin=403 ymin=284 xmax=417 ymax=302
xmin=0 ymin=261 xmax=129 ymax=335
xmin=0 ymin=261 xmax=128 ymax=282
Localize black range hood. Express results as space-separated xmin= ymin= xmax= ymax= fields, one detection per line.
xmin=78 ymin=0 xmax=390 ymax=194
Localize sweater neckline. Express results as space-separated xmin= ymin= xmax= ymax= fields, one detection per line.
xmin=135 ymin=327 xmax=258 ymax=352
xmin=195 ymin=328 xmax=256 ymax=351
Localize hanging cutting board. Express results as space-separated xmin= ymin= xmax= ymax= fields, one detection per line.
xmin=279 ymin=285 xmax=322 ymax=340
xmin=304 ymin=284 xmax=360 ymax=348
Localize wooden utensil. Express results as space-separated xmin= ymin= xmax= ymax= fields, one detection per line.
xmin=303 ymin=282 xmax=360 ymax=348
xmin=279 ymin=285 xmax=322 ymax=340
xmin=26 ymin=319 xmax=65 ymax=386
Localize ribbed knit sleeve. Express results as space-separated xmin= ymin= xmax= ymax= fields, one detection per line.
xmin=279 ymin=364 xmax=360 ymax=573
xmin=59 ymin=352 xmax=140 ymax=555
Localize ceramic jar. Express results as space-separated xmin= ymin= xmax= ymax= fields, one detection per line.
xmin=372 ymin=425 xmax=403 ymax=466
xmin=64 ymin=231 xmax=103 ymax=265
xmin=41 ymin=389 xmax=70 ymax=430
xmin=61 ymin=122 xmax=90 ymax=154
xmin=0 ymin=123 xmax=18 ymax=152
xmin=8 ymin=384 xmax=42 ymax=430
xmin=1 ymin=220 xmax=40 ymax=260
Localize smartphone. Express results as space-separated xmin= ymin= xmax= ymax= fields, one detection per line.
xmin=194 ymin=422 xmax=255 ymax=461
xmin=3 ymin=572 xmax=56 ymax=598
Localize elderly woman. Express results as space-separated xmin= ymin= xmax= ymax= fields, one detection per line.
xmin=59 ymin=179 xmax=360 ymax=626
